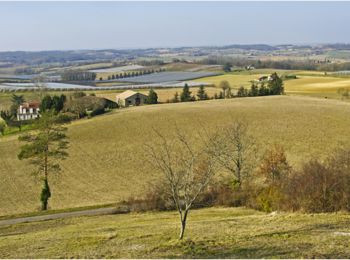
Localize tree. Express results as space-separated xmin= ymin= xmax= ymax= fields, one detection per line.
xmin=172 ymin=92 xmax=180 ymax=103
xmin=257 ymin=145 xmax=290 ymax=184
xmin=146 ymin=89 xmax=158 ymax=104
xmin=40 ymin=95 xmax=53 ymax=112
xmin=0 ymin=121 xmax=5 ymax=136
xmin=237 ymin=86 xmax=248 ymax=97
xmin=249 ymin=83 xmax=259 ymax=97
xmin=145 ymin=127 xmax=217 ymax=239
xmin=268 ymin=73 xmax=284 ymax=95
xmin=223 ymin=63 xmax=232 ymax=72
xmin=11 ymin=94 xmax=25 ymax=107
xmin=52 ymin=95 xmax=66 ymax=112
xmin=10 ymin=94 xmax=25 ymax=116
xmin=209 ymin=121 xmax=256 ymax=190
xmin=18 ymin=111 xmax=69 ymax=210
xmin=225 ymin=86 xmax=233 ymax=98
xmin=180 ymin=83 xmax=192 ymax=102
xmin=40 ymin=94 xmax=66 ymax=113
xmin=0 ymin=110 xmax=14 ymax=123
xmin=196 ymin=85 xmax=209 ymax=100
xmin=219 ymin=81 xmax=230 ymax=98
xmin=32 ymin=75 xmax=47 ymax=98
xmin=258 ymin=83 xmax=269 ymax=96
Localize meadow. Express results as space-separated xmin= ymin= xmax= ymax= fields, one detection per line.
xmin=194 ymin=70 xmax=350 ymax=100
xmin=0 ymin=207 xmax=350 ymax=258
xmin=1 ymin=96 xmax=350 ymax=216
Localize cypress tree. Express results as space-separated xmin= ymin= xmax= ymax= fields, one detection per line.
xmin=180 ymin=84 xmax=192 ymax=102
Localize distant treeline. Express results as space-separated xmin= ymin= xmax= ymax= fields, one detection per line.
xmin=61 ymin=70 xmax=97 ymax=81
xmin=200 ymin=56 xmax=350 ymax=72
xmin=103 ymin=68 xmax=166 ymax=81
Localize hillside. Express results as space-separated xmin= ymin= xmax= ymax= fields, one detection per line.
xmin=1 ymin=207 xmax=350 ymax=258
xmin=1 ymin=96 xmax=350 ymax=216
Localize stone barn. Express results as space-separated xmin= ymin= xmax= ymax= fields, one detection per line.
xmin=116 ymin=90 xmax=148 ymax=107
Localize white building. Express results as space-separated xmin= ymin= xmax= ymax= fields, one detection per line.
xmin=17 ymin=102 xmax=40 ymax=121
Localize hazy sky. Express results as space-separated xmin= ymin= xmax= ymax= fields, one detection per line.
xmin=0 ymin=1 xmax=350 ymax=51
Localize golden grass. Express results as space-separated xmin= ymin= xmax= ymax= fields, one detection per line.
xmin=1 ymin=96 xmax=350 ymax=216
xmin=96 ymin=87 xmax=221 ymax=103
xmin=1 ymin=207 xmax=350 ymax=258
xmin=194 ymin=71 xmax=350 ymax=100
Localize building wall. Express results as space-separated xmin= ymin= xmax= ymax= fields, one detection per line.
xmin=17 ymin=105 xmax=40 ymax=121
xmin=117 ymin=93 xmax=148 ymax=107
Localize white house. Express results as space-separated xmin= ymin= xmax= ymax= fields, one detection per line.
xmin=17 ymin=102 xmax=40 ymax=121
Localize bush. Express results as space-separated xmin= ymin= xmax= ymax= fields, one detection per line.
xmin=283 ymin=153 xmax=350 ymax=213
xmin=0 ymin=121 xmax=5 ymax=136
xmin=90 ymin=107 xmax=105 ymax=117
xmin=117 ymin=181 xmax=174 ymax=212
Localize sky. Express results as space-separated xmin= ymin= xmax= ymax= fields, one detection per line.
xmin=0 ymin=1 xmax=350 ymax=51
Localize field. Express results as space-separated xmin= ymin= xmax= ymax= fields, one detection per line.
xmin=1 ymin=207 xmax=350 ymax=258
xmin=88 ymin=65 xmax=144 ymax=73
xmin=194 ymin=70 xmax=350 ymax=100
xmin=97 ymin=86 xmax=221 ymax=103
xmin=1 ymin=96 xmax=350 ymax=216
xmin=115 ymin=71 xmax=219 ymax=83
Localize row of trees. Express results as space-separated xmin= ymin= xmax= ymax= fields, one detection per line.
xmin=168 ymin=73 xmax=284 ymax=104
xmin=171 ymin=84 xmax=209 ymax=103
xmin=200 ymin=55 xmax=350 ymax=72
xmin=40 ymin=94 xmax=66 ymax=113
xmin=103 ymin=68 xmax=166 ymax=81
xmin=61 ymin=70 xmax=97 ymax=81
xmin=237 ymin=73 xmax=284 ymax=97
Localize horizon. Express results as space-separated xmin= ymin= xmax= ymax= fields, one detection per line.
xmin=1 ymin=42 xmax=350 ymax=53
xmin=1 ymin=1 xmax=350 ymax=51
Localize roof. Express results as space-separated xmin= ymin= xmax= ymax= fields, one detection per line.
xmin=116 ymin=90 xmax=147 ymax=100
xmin=20 ymin=101 xmax=40 ymax=109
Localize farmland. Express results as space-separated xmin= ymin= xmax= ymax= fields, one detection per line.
xmin=1 ymin=96 xmax=350 ymax=216
xmin=194 ymin=70 xmax=350 ymax=100
xmin=115 ymin=71 xmax=219 ymax=83
xmin=1 ymin=207 xmax=350 ymax=258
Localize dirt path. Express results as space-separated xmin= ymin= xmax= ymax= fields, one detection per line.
xmin=0 ymin=207 xmax=116 ymax=226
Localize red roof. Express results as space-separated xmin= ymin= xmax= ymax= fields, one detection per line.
xmin=21 ymin=101 xmax=40 ymax=109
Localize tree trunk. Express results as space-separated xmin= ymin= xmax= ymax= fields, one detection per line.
xmin=179 ymin=210 xmax=188 ymax=240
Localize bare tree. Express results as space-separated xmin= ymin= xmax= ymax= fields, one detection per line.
xmin=209 ymin=121 xmax=256 ymax=189
xmin=32 ymin=75 xmax=48 ymax=99
xmin=145 ymin=127 xmax=217 ymax=240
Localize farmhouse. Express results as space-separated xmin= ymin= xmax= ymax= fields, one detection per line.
xmin=116 ymin=90 xmax=148 ymax=107
xmin=17 ymin=101 xmax=40 ymax=121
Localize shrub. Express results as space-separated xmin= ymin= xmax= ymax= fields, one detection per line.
xmin=0 ymin=121 xmax=5 ymax=136
xmin=284 ymin=155 xmax=350 ymax=213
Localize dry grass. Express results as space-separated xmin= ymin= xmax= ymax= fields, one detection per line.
xmin=1 ymin=96 xmax=350 ymax=216
xmin=97 ymin=86 xmax=221 ymax=103
xmin=194 ymin=71 xmax=350 ymax=100
xmin=0 ymin=207 xmax=350 ymax=258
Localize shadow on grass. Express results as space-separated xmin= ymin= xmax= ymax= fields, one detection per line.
xmin=153 ymin=238 xmax=296 ymax=259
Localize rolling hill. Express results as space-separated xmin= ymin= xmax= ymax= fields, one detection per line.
xmin=1 ymin=96 xmax=350 ymax=216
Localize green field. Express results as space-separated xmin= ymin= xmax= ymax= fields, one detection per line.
xmin=1 ymin=96 xmax=350 ymax=216
xmin=1 ymin=207 xmax=350 ymax=258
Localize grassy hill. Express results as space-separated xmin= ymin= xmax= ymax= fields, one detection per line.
xmin=1 ymin=96 xmax=350 ymax=216
xmin=1 ymin=207 xmax=350 ymax=258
